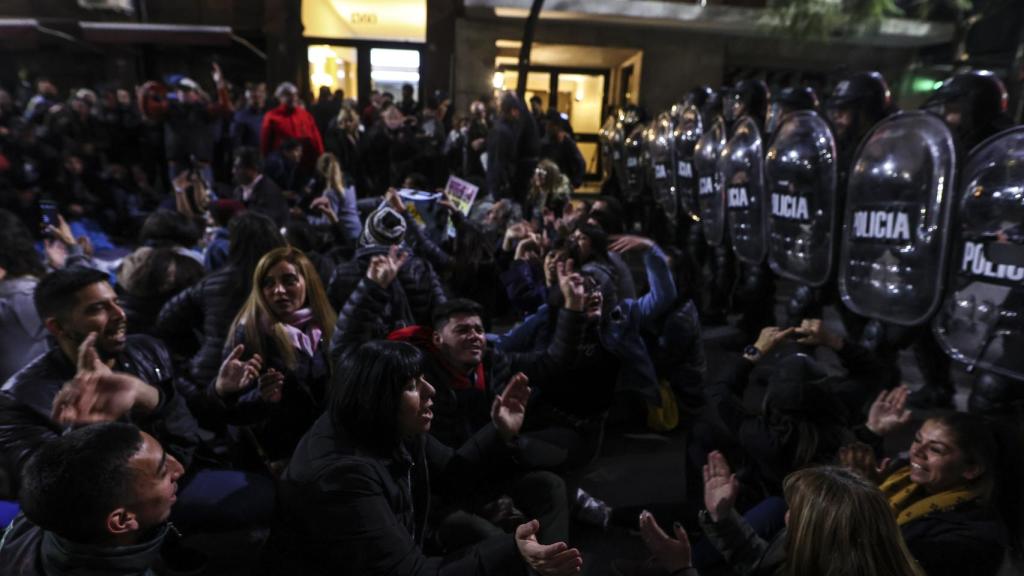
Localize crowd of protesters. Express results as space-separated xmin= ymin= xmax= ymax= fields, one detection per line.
xmin=0 ymin=63 xmax=1021 ymax=576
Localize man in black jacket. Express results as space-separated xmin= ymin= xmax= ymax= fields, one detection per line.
xmin=0 ymin=267 xmax=198 ymax=481
xmin=231 ymin=146 xmax=289 ymax=227
xmin=0 ymin=423 xmax=183 ymax=576
xmin=0 ymin=266 xmax=274 ymax=531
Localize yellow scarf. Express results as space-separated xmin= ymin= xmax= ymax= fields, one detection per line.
xmin=880 ymin=466 xmax=981 ymax=526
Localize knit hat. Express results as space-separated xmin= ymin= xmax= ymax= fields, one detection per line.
xmin=360 ymin=205 xmax=407 ymax=247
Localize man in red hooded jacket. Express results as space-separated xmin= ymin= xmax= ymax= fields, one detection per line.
xmin=260 ymin=82 xmax=324 ymax=171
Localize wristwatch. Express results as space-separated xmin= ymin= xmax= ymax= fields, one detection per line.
xmin=742 ymin=344 xmax=761 ymax=362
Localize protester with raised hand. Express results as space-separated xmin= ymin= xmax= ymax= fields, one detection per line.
xmin=639 ymin=451 xmax=924 ymax=576
xmin=840 ymin=410 xmax=1024 ymax=576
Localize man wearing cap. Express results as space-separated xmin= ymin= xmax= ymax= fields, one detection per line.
xmin=158 ymin=64 xmax=234 ymax=188
xmin=260 ymin=82 xmax=324 ymax=172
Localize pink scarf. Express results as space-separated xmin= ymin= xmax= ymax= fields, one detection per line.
xmin=273 ymin=308 xmax=322 ymax=357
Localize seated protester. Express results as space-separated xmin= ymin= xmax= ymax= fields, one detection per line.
xmin=326 ymin=204 xmax=446 ymax=331
xmin=495 ymin=235 xmax=676 ymax=465
xmin=202 ymin=199 xmax=246 ymax=272
xmin=641 ymin=245 xmax=707 ymax=426
xmin=333 ymin=245 xmax=586 ymax=449
xmin=841 ymin=412 xmax=1024 ymax=576
xmin=264 ymin=138 xmax=312 ymax=196
xmin=0 ymin=266 xmax=275 ymax=532
xmin=638 ymin=454 xmax=925 ymax=576
xmin=525 ymin=160 xmax=572 ymax=224
xmin=116 ymin=246 xmax=204 ymax=337
xmin=381 ymin=190 xmax=505 ymax=325
xmin=305 ymin=152 xmax=361 ymax=247
xmin=223 ymin=247 xmax=334 ymax=473
xmin=0 ymin=423 xmax=185 ymax=576
xmin=159 ymin=212 xmax=288 ymax=412
xmin=230 ymin=147 xmax=289 ymax=228
xmin=693 ymin=327 xmax=858 ymax=503
xmin=569 ymin=222 xmax=635 ymax=301
xmin=0 ymin=210 xmax=48 ymax=384
xmin=499 ymin=236 xmax=556 ymax=320
xmin=270 ymin=340 xmax=582 ymax=576
xmin=156 ymin=213 xmax=287 ymax=451
xmin=116 ymin=210 xmax=205 ymax=335
xmin=0 ymin=267 xmax=198 ymax=483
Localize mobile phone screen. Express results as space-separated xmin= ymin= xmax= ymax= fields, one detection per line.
xmin=39 ymin=201 xmax=60 ymax=229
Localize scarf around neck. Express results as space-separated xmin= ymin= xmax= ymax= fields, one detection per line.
xmin=387 ymin=325 xmax=486 ymax=391
xmin=268 ymin=307 xmax=322 ymax=357
xmin=880 ymin=466 xmax=982 ymax=526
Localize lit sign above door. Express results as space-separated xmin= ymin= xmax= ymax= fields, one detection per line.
xmin=302 ymin=0 xmax=427 ymax=42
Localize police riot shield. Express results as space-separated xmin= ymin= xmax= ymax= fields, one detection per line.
xmin=718 ymin=116 xmax=767 ymax=264
xmin=694 ymin=116 xmax=727 ymax=245
xmin=672 ymin=103 xmax=703 ymax=221
xmin=622 ymin=123 xmax=647 ymax=202
xmin=645 ymin=112 xmax=678 ymax=228
xmin=765 ymin=111 xmax=837 ymax=286
xmin=933 ymin=127 xmax=1024 ymax=380
xmin=598 ymin=114 xmax=618 ymax=182
xmin=838 ymin=112 xmax=957 ymax=326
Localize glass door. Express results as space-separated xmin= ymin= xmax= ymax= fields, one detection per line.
xmin=554 ymin=72 xmax=606 ymax=181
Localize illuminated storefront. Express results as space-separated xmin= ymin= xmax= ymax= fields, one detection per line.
xmin=302 ymin=0 xmax=426 ymax=104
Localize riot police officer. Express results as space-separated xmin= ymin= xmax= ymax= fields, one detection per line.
xmin=786 ymin=72 xmax=894 ymax=327
xmin=766 ymin=86 xmax=820 ymax=139
xmin=826 ymin=71 xmax=893 ymax=187
xmin=723 ymin=79 xmax=775 ymax=339
xmin=923 ymin=69 xmax=1012 ymax=153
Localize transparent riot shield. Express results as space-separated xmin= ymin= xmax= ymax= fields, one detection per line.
xmin=838 ymin=112 xmax=957 ymax=326
xmin=719 ymin=116 xmax=767 ymax=264
xmin=645 ymin=112 xmax=677 ymax=228
xmin=694 ymin=116 xmax=728 ymax=246
xmin=672 ymin=103 xmax=703 ymax=221
xmin=622 ymin=123 xmax=647 ymax=202
xmin=933 ymin=126 xmax=1024 ymax=379
xmin=765 ymin=111 xmax=837 ymax=286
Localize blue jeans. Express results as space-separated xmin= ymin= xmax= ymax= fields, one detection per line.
xmin=0 ymin=500 xmax=19 ymax=529
xmin=170 ymin=468 xmax=276 ymax=533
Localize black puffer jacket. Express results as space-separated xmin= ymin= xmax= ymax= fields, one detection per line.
xmin=0 ymin=337 xmax=200 ymax=492
xmin=326 ymin=246 xmax=446 ymax=331
xmin=156 ymin=266 xmax=247 ymax=422
xmin=270 ymin=415 xmax=525 ymax=576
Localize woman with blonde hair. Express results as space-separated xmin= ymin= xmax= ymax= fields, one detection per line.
xmin=639 ymin=453 xmax=924 ymax=576
xmin=307 ymin=152 xmax=362 ymax=245
xmin=324 ymin=104 xmax=366 ymax=193
xmin=526 ymin=158 xmax=572 ymax=223
xmin=225 ymin=246 xmax=335 ymax=472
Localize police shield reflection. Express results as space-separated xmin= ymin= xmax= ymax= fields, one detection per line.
xmin=765 ymin=111 xmax=837 ymax=286
xmin=719 ymin=116 xmax=767 ymax=264
xmin=839 ymin=112 xmax=957 ymax=326
xmin=933 ymin=126 xmax=1024 ymax=380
